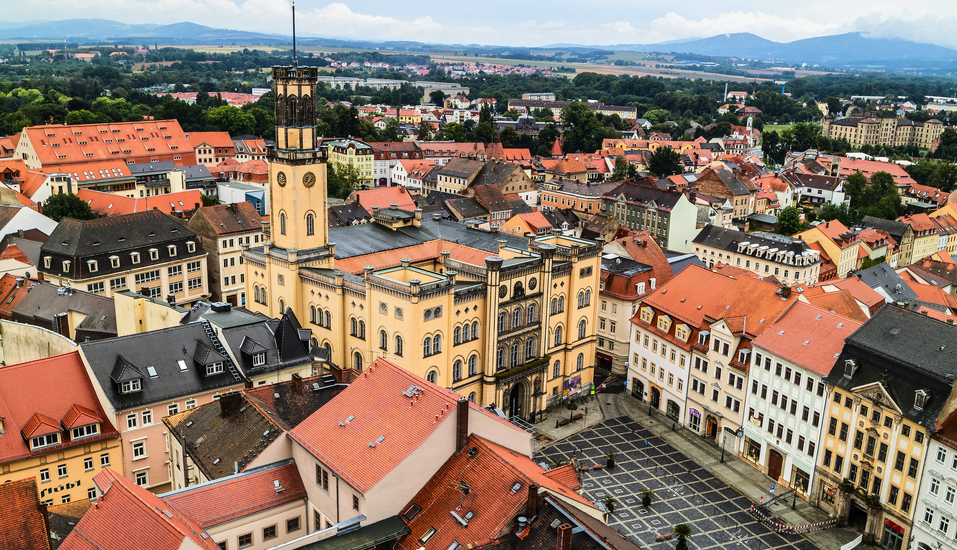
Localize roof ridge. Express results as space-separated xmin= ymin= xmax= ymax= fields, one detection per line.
xmin=100 ymin=470 xmax=205 ymax=544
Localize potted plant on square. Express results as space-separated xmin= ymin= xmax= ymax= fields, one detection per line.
xmin=605 ymin=451 xmax=618 ymax=469
xmin=640 ymin=488 xmax=655 ymax=506
xmin=673 ymin=523 xmax=692 ymax=550
xmin=600 ymin=495 xmax=619 ymax=513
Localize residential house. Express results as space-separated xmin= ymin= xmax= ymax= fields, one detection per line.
xmin=287 ymin=358 xmax=531 ymax=528
xmin=187 ymin=131 xmax=235 ymax=168
xmin=187 ymin=202 xmax=263 ymax=306
xmin=693 ymin=166 xmax=757 ymax=221
xmin=391 ymin=159 xmax=436 ymax=190
xmin=469 ymin=184 xmax=513 ymax=229
xmin=0 ymin=352 xmax=122 ymax=505
xmin=11 ymin=281 xmax=117 ymax=342
xmin=815 ymin=307 xmax=957 ymax=549
xmin=500 ymin=211 xmax=552 ymax=237
xmin=0 ymin=478 xmax=52 ymax=550
xmin=540 ymin=179 xmax=617 ymax=218
xmin=431 ymin=158 xmax=484 ymax=194
xmin=795 ymin=220 xmax=863 ymax=279
xmin=596 ymin=253 xmax=655 ymax=376
xmin=743 ymin=301 xmax=861 ymax=501
xmin=692 ymin=225 xmax=822 ymax=286
xmin=899 ymin=214 xmax=943 ymax=261
xmin=471 ymin=160 xmax=537 ymax=206
xmin=232 ymin=135 xmax=268 ymax=162
xmin=785 ymin=172 xmax=847 ymax=207
xmin=369 ymin=142 xmax=424 ymax=187
xmin=912 ymin=408 xmax=957 ymax=550
xmin=859 ymin=216 xmax=915 ymax=267
xmin=601 ymin=179 xmax=703 ymax=252
xmin=79 ymin=322 xmax=247 ymax=493
xmin=38 ymin=210 xmax=209 ymax=305
xmin=326 ymin=139 xmax=374 ymax=188
xmin=76 ymin=188 xmax=203 ymax=218
xmin=0 ymin=204 xmax=57 ymax=238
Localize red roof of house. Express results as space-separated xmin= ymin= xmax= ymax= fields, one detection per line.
xmin=186 ymin=131 xmax=235 ymax=150
xmin=61 ymin=404 xmax=103 ymax=430
xmin=350 ymin=185 xmax=416 ymax=212
xmin=541 ymin=157 xmax=587 ymax=175
xmin=0 ymin=352 xmax=119 ymax=464
xmin=802 ymin=289 xmax=869 ymax=323
xmin=910 ymin=282 xmax=957 ymax=309
xmin=163 ymin=462 xmax=306 ymax=528
xmin=333 ymin=240 xmax=493 ymax=274
xmin=632 ymin=265 xmax=736 ymax=327
xmin=615 ymin=231 xmax=673 ymax=286
xmin=752 ymin=301 xmax=862 ymax=376
xmin=0 ymin=243 xmax=30 ymax=264
xmin=397 ymin=435 xmax=594 ymax=550
xmin=0 ymin=477 xmax=51 ymax=550
xmin=550 ymin=138 xmax=563 ymax=157
xmin=543 ymin=463 xmax=581 ymax=491
xmin=62 ymin=469 xmax=219 ymax=550
xmin=839 ymin=157 xmax=915 ymax=185
xmin=826 ymin=277 xmax=885 ymax=309
xmin=288 ymin=359 xmax=521 ymax=495
xmin=899 ymin=213 xmax=939 ymax=233
xmin=21 ymin=120 xmax=196 ymax=169
xmin=76 ymin=188 xmax=204 ymax=216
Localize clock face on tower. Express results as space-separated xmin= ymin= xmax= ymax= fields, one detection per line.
xmin=277 ymin=171 xmax=287 ymax=187
xmin=303 ymin=172 xmax=316 ymax=188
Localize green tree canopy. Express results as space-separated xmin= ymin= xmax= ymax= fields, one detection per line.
xmin=43 ymin=193 xmax=96 ymax=222
xmin=560 ymin=101 xmax=605 ymax=154
xmin=777 ymin=206 xmax=804 ymax=236
xmin=647 ymin=146 xmax=682 ymax=177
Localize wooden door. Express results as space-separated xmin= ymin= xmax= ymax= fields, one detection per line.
xmin=768 ymin=450 xmax=784 ymax=481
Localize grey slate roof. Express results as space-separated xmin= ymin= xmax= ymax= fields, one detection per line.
xmin=601 ymin=255 xmax=651 ymax=277
xmin=447 ymin=197 xmax=488 ymax=220
xmin=827 ymin=306 xmax=957 ymax=428
xmin=856 ymin=263 xmax=919 ymax=302
xmin=328 ymin=218 xmax=529 ymax=259
xmin=219 ymin=311 xmax=313 ymax=378
xmin=12 ymin=281 xmax=117 ymax=336
xmin=692 ymin=224 xmax=817 ymax=258
xmin=603 ymin=180 xmax=684 ymax=210
xmin=80 ymin=322 xmax=243 ymax=410
xmin=859 ymin=216 xmax=909 ymax=241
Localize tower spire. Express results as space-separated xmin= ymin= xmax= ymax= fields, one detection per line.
xmin=292 ymin=0 xmax=298 ymax=66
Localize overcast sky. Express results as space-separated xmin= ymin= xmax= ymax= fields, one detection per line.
xmin=7 ymin=1 xmax=957 ymax=49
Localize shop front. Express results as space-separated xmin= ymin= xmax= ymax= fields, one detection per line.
xmin=687 ymin=408 xmax=701 ymax=434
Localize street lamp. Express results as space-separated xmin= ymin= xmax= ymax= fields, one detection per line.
xmin=720 ymin=434 xmax=727 ymax=464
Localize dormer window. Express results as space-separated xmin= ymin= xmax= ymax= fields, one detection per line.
xmin=44 ymin=256 xmax=51 ymax=269
xmin=71 ymin=423 xmax=99 ymax=440
xmin=186 ymin=241 xmax=196 ymax=253
xmin=674 ymin=324 xmax=689 ymax=342
xmin=110 ymin=256 xmax=120 ymax=268
xmin=87 ymin=260 xmax=98 ymax=273
xmin=844 ymin=359 xmax=857 ymax=379
xmin=167 ymin=245 xmax=177 ymax=257
xmin=656 ymin=315 xmax=672 ymax=333
xmin=62 ymin=260 xmax=71 ymax=272
xmin=131 ymin=252 xmax=140 ymax=264
xmin=207 ymin=362 xmax=224 ymax=375
xmin=915 ymin=390 xmax=929 ymax=410
xmin=121 ymin=379 xmax=142 ymax=394
xmin=738 ymin=349 xmax=751 ymax=364
xmin=639 ymin=307 xmax=653 ymax=324
xmin=30 ymin=433 xmax=60 ymax=450
xmin=149 ymin=248 xmax=159 ymax=261
xmin=698 ymin=331 xmax=710 ymax=346
xmin=252 ymin=353 xmax=266 ymax=366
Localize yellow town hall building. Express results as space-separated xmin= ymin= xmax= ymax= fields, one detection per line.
xmin=243 ymin=65 xmax=600 ymax=419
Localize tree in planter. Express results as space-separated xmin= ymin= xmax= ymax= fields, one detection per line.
xmin=605 ymin=452 xmax=618 ymax=469
xmin=600 ymin=495 xmax=619 ymax=513
xmin=673 ymin=524 xmax=693 ymax=550
xmin=640 ymin=488 xmax=655 ymax=506
xmin=549 ymin=458 xmax=566 ymax=468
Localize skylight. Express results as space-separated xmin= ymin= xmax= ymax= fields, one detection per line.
xmin=178 ymin=360 xmax=188 ymax=371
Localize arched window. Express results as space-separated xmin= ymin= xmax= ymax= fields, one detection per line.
xmin=306 ymin=213 xmax=315 ymax=236
xmin=513 ymin=281 xmax=524 ymax=298
xmin=262 ymin=288 xmax=267 ymax=303
xmin=468 ymin=392 xmax=476 ymax=403
xmin=525 ymin=339 xmax=534 ymax=358
xmin=351 ymin=318 xmax=357 ymax=336
xmin=498 ymin=312 xmax=507 ymax=333
xmin=310 ymin=337 xmax=318 ymax=352
xmin=471 ymin=321 xmax=478 ymax=339
xmin=358 ymin=321 xmax=365 ymax=339
xmin=513 ymin=308 xmax=521 ymax=328
xmin=576 ymin=353 xmax=584 ymax=371
xmin=578 ymin=320 xmax=586 ymax=339
xmin=423 ymin=337 xmax=432 ymax=357
xmin=395 ymin=335 xmax=403 ymax=356
xmin=311 ymin=306 xmax=317 ymax=325
xmin=462 ymin=323 xmax=469 ymax=342
xmin=379 ymin=330 xmax=388 ymax=350
xmin=577 ymin=291 xmax=584 ymax=309
xmin=280 ymin=212 xmax=286 ymax=235
xmin=553 ymin=360 xmax=561 ymax=378
xmin=432 ymin=334 xmax=441 ymax=354
xmin=468 ymin=354 xmax=477 ymax=376
xmin=324 ymin=342 xmax=332 ymax=358
xmin=287 ymin=95 xmax=298 ymax=126
xmin=453 ymin=360 xmax=462 ymax=382
xmin=558 ymin=296 xmax=565 ymax=312
xmin=275 ymin=94 xmax=285 ymax=125
xmin=511 ymin=343 xmax=519 ymax=366
xmin=584 ymin=289 xmax=591 ymax=306
xmin=454 ymin=326 xmax=462 ymax=345
xmin=527 ymin=304 xmax=536 ymax=324
xmin=554 ymin=326 xmax=563 ymax=346
xmin=496 ymin=349 xmax=505 ymax=370
xmin=550 ymin=297 xmax=557 ymax=315
xmin=278 ymin=298 xmax=285 ymax=313
xmin=427 ymin=370 xmax=438 ymax=384
xmin=324 ymin=310 xmax=331 ymax=328
xmin=354 ymin=351 xmax=363 ymax=371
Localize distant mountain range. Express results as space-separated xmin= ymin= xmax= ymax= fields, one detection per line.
xmin=2 ymin=19 xmax=956 ymax=69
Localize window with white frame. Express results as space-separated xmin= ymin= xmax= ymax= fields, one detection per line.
xmin=132 ymin=441 xmax=146 ymax=459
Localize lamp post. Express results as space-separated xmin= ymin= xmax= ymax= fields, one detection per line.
xmin=720 ymin=434 xmax=727 ymax=464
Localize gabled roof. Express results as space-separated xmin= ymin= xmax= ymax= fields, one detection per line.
xmin=187 ymin=201 xmax=262 ymax=236
xmin=438 ymin=158 xmax=484 ymax=179
xmin=186 ymin=131 xmax=234 ymax=149
xmin=634 ymin=265 xmax=736 ymax=327
xmin=753 ymin=301 xmax=862 ymax=376
xmin=471 ymin=184 xmax=511 ymax=213
xmin=802 ymin=289 xmax=870 ymax=323
xmin=289 ymin=358 xmax=522 ymax=495
xmin=397 ymin=435 xmax=594 ymax=550
xmin=61 ymin=469 xmax=219 ymax=550
xmin=162 ymin=460 xmax=306 ymax=529
xmin=856 ymin=262 xmax=919 ymax=302
xmin=350 ymin=186 xmax=416 ymax=212
xmin=0 ymin=478 xmax=51 ymax=550
xmin=40 ymin=209 xmax=200 ymax=259
xmin=12 ymin=281 xmax=117 ymax=336
xmin=22 ymin=120 xmax=194 ymax=169
xmin=0 ymin=352 xmax=118 ymax=464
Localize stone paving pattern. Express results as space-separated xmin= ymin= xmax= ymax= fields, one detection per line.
xmin=537 ymin=417 xmax=820 ymax=550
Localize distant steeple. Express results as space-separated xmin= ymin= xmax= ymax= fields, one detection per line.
xmin=550 ymin=137 xmax=563 ymax=157
xmin=292 ymin=0 xmax=298 ymax=66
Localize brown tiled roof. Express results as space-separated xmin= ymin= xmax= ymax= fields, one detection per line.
xmin=0 ymin=477 xmax=51 ymax=550
xmin=189 ymin=201 xmax=262 ymax=236
xmin=47 ymin=499 xmax=91 ymax=549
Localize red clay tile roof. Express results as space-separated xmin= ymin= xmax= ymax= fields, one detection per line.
xmin=615 ymin=231 xmax=673 ymax=285
xmin=20 ymin=412 xmax=61 ymax=439
xmin=333 ymin=240 xmax=493 ymax=274
xmin=351 ymin=185 xmax=416 ymax=212
xmin=542 ymin=463 xmax=581 ymax=491
xmin=899 ymin=213 xmax=939 ymax=232
xmin=289 ymin=359 xmax=522 ymax=495
xmin=163 ymin=462 xmax=306 ymax=528
xmin=910 ymin=282 xmax=957 ymax=309
xmin=752 ymin=301 xmax=862 ymax=376
xmin=61 ymin=404 xmax=103 ymax=430
xmin=62 ymin=469 xmax=218 ymax=550
xmin=188 ymin=201 xmax=262 ymax=236
xmin=802 ymin=289 xmax=869 ymax=323
xmin=634 ymin=265 xmax=736 ymax=327
xmin=186 ymin=131 xmax=235 ymax=150
xmin=397 ymin=435 xmax=595 ymax=550
xmin=826 ymin=277 xmax=886 ymax=309
xmin=0 ymin=352 xmax=119 ymax=464
xmin=22 ymin=120 xmax=196 ymax=170
xmin=0 ymin=477 xmax=51 ymax=550
xmin=702 ymin=275 xmax=795 ymax=339
xmin=76 ymin=188 xmax=204 ymax=217
xmin=0 ymin=243 xmax=29 ymax=263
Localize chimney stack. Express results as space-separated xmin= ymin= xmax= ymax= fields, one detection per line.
xmin=219 ymin=391 xmax=242 ymax=416
xmin=527 ymin=484 xmax=539 ymax=518
xmin=557 ymin=524 xmax=572 ymax=550
xmin=456 ymin=397 xmax=469 ymax=452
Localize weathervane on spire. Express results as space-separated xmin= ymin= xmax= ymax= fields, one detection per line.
xmin=292 ymin=0 xmax=298 ymax=67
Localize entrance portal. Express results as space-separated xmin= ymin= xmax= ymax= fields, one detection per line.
xmin=767 ymin=449 xmax=784 ymax=481
xmin=631 ymin=378 xmax=644 ymax=401
xmin=508 ymin=383 xmax=525 ymax=419
xmin=650 ymin=387 xmax=660 ymax=409
xmin=706 ymin=416 xmax=718 ymax=439
xmin=847 ymin=500 xmax=868 ymax=533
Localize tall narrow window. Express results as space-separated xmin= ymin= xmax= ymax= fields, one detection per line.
xmin=380 ymin=330 xmax=388 ymax=350
xmin=395 ymin=335 xmax=403 ymax=356
xmin=306 ymin=213 xmax=315 ymax=236
xmin=280 ymin=212 xmax=286 ymax=235
xmin=468 ymin=354 xmax=477 ymax=376
xmin=578 ymin=320 xmax=586 ymax=339
xmin=554 ymin=326 xmax=563 ymax=346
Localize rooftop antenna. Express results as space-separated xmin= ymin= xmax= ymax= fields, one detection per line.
xmin=292 ymin=0 xmax=298 ymax=67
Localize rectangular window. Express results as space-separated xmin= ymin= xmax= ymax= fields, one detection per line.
xmin=839 ymin=423 xmax=849 ymax=442
xmin=169 ymin=281 xmax=183 ymax=294
xmin=263 ymin=525 xmax=277 ymax=541
xmin=812 ymin=411 xmax=821 ymax=427
xmin=87 ymin=282 xmax=105 ymax=294
xmin=142 ymin=410 xmax=153 ymax=425
xmin=40 ymin=468 xmax=50 ymax=482
xmin=168 ymin=265 xmax=183 ymax=277
xmin=353 ymin=495 xmax=360 ymax=511
xmin=878 ymin=442 xmax=888 ymax=463
xmin=187 ymin=261 xmax=201 ymax=272
xmin=188 ymin=277 xmax=203 ymax=289
xmin=908 ymin=458 xmax=920 ymax=478
xmin=287 ymin=517 xmax=301 ymax=533
xmin=110 ymin=277 xmax=127 ymax=290
xmin=132 ymin=441 xmax=145 ymax=459
xmin=895 ymin=451 xmax=906 ymax=472
xmin=84 ymin=457 xmax=94 ymax=471
xmin=168 ymin=403 xmax=179 ymax=416
xmin=101 ymin=453 xmax=110 ymax=467
xmin=127 ymin=413 xmax=138 ymax=429
xmin=239 ymin=534 xmax=252 ymax=548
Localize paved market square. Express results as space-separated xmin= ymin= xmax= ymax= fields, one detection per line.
xmin=536 ymin=417 xmax=821 ymax=550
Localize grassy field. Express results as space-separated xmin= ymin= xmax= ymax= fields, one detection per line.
xmin=763 ymin=124 xmax=794 ymax=133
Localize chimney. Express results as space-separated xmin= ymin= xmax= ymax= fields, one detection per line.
xmin=557 ymin=524 xmax=573 ymax=550
xmin=219 ymin=391 xmax=242 ymax=416
xmin=456 ymin=397 xmax=469 ymax=452
xmin=781 ymin=285 xmax=791 ymax=299
xmin=194 ymin=202 xmax=200 ymax=211
xmin=231 ymin=203 xmax=239 ymax=213
xmin=292 ymin=373 xmax=303 ymax=394
xmin=527 ymin=484 xmax=539 ymax=517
